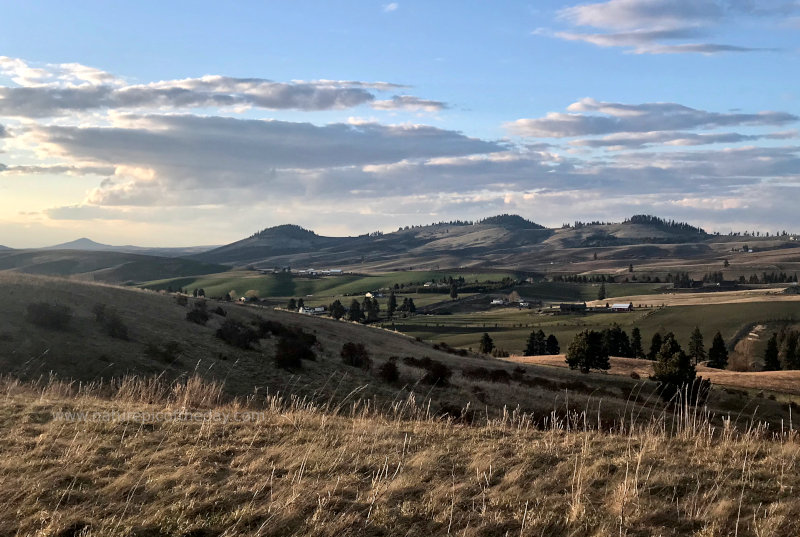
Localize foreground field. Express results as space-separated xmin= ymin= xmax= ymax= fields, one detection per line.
xmin=2 ymin=377 xmax=799 ymax=537
xmin=509 ymin=355 xmax=800 ymax=396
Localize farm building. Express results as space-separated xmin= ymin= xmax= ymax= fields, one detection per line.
xmin=559 ymin=303 xmax=587 ymax=313
xmin=611 ymin=303 xmax=634 ymax=312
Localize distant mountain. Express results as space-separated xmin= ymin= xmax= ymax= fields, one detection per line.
xmin=42 ymin=238 xmax=217 ymax=257
xmin=191 ymin=214 xmax=721 ymax=270
xmin=0 ymin=245 xmax=11 ymax=251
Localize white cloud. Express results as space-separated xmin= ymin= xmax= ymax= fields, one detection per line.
xmin=383 ymin=3 xmax=399 ymax=12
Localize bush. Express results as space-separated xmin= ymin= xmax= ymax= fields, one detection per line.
xmin=92 ymin=303 xmax=128 ymax=339
xmin=275 ymin=336 xmax=315 ymax=369
xmin=25 ymin=302 xmax=72 ymax=330
xmin=378 ymin=359 xmax=400 ymax=383
xmin=341 ymin=342 xmax=372 ymax=370
xmin=432 ymin=342 xmax=468 ymax=356
xmin=213 ymin=306 xmax=227 ymax=317
xmin=216 ymin=319 xmax=259 ymax=349
xmin=186 ymin=308 xmax=210 ymax=326
xmin=175 ymin=295 xmax=188 ymax=307
xmin=462 ymin=367 xmax=511 ymax=384
xmin=144 ymin=341 xmax=182 ymax=363
xmin=402 ymin=356 xmax=452 ymax=386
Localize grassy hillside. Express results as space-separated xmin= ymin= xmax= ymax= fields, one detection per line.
xmin=0 ymin=250 xmax=227 ymax=283
xmin=2 ymin=377 xmax=799 ymax=537
xmin=143 ymin=269 xmax=517 ymax=299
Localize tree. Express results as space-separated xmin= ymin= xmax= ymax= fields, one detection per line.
xmin=763 ymin=333 xmax=781 ymax=371
xmin=688 ymin=327 xmax=706 ymax=366
xmin=479 ymin=333 xmax=494 ymax=354
xmin=287 ymin=298 xmax=297 ymax=311
xmin=524 ymin=329 xmax=546 ymax=356
xmin=450 ymin=283 xmax=458 ymax=300
xmin=647 ymin=332 xmax=663 ymax=361
xmin=707 ymin=332 xmax=728 ymax=369
xmin=723 ymin=259 xmax=730 ymax=268
xmin=565 ymin=330 xmax=610 ymax=373
xmin=347 ymin=299 xmax=363 ymax=322
xmin=545 ymin=334 xmax=560 ymax=355
xmin=601 ymin=324 xmax=631 ymax=357
xmin=628 ymin=263 xmax=634 ymax=273
xmin=593 ymin=252 xmax=598 ymax=260
xmin=651 ymin=333 xmax=697 ymax=401
xmin=780 ymin=331 xmax=799 ymax=369
xmin=387 ymin=291 xmax=397 ymax=319
xmin=597 ymin=282 xmax=607 ymax=301
xmin=329 ymin=299 xmax=345 ymax=320
xmin=631 ymin=327 xmax=644 ymax=358
xmin=297 ymin=298 xmax=304 ymax=309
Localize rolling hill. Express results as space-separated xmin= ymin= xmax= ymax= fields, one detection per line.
xmin=44 ymin=237 xmax=217 ymax=257
xmin=189 ymin=214 xmax=722 ymax=270
xmin=0 ymin=249 xmax=228 ymax=283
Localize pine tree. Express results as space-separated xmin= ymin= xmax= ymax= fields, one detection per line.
xmin=479 ymin=333 xmax=494 ymax=354
xmin=329 ymin=299 xmax=345 ymax=320
xmin=630 ymin=327 xmax=644 ymax=358
xmin=449 ymin=283 xmax=458 ymax=300
xmin=688 ymin=327 xmax=706 ymax=366
xmin=597 ymin=282 xmax=607 ymax=301
xmin=781 ymin=332 xmax=800 ymax=369
xmin=546 ymin=334 xmax=560 ymax=355
xmin=387 ymin=291 xmax=397 ymax=319
xmin=407 ymin=298 xmax=416 ymax=314
xmin=647 ymin=333 xmax=663 ymax=361
xmin=287 ymin=298 xmax=297 ymax=310
xmin=297 ymin=298 xmax=304 ymax=309
xmin=523 ymin=330 xmax=539 ymax=356
xmin=707 ymin=332 xmax=728 ymax=369
xmin=763 ymin=333 xmax=781 ymax=371
xmin=347 ymin=299 xmax=363 ymax=322
xmin=565 ymin=330 xmax=610 ymax=373
xmin=652 ymin=333 xmax=696 ymax=401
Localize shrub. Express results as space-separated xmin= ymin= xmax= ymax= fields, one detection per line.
xmin=378 ymin=359 xmax=400 ymax=383
xmin=144 ymin=341 xmax=182 ymax=363
xmin=215 ymin=319 xmax=259 ymax=349
xmin=213 ymin=306 xmax=227 ymax=317
xmin=25 ymin=302 xmax=72 ymax=330
xmin=175 ymin=295 xmax=188 ymax=307
xmin=275 ymin=336 xmax=315 ymax=369
xmin=102 ymin=311 xmax=129 ymax=340
xmin=186 ymin=308 xmax=210 ymax=326
xmin=462 ymin=367 xmax=511 ymax=384
xmin=341 ymin=342 xmax=372 ymax=370
xmin=432 ymin=342 xmax=468 ymax=356
xmin=402 ymin=356 xmax=452 ymax=386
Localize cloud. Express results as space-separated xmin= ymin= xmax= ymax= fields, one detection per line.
xmin=0 ymin=58 xmax=443 ymax=118
xmin=506 ymin=98 xmax=797 ymax=138
xmin=0 ymin=123 xmax=6 ymax=138
xmin=383 ymin=2 xmax=399 ymax=12
xmin=0 ymin=164 xmax=115 ymax=176
xmin=570 ymin=130 xmax=798 ymax=149
xmin=549 ymin=0 xmax=796 ymax=54
xmin=372 ymin=95 xmax=447 ymax=112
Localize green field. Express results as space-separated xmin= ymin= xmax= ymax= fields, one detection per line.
xmin=516 ymin=281 xmax=667 ymax=302
xmin=143 ymin=270 xmax=517 ymax=299
xmin=389 ymin=301 xmax=800 ymax=356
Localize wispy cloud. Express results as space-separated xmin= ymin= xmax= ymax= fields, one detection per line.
xmin=383 ymin=3 xmax=399 ymax=12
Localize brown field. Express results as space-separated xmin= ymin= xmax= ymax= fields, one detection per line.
xmin=508 ymin=355 xmax=800 ymax=396
xmin=2 ymin=376 xmax=800 ymax=537
xmin=586 ymin=287 xmax=800 ymax=308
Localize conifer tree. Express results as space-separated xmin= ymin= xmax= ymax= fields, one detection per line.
xmin=631 ymin=327 xmax=644 ymax=358
xmin=647 ymin=332 xmax=663 ymax=361
xmin=546 ymin=334 xmax=560 ymax=355
xmin=688 ymin=327 xmax=707 ymax=366
xmin=479 ymin=333 xmax=494 ymax=354
xmin=763 ymin=333 xmax=781 ymax=371
xmin=707 ymin=332 xmax=728 ymax=369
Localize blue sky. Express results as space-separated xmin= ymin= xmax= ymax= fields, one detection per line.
xmin=0 ymin=0 xmax=798 ymax=246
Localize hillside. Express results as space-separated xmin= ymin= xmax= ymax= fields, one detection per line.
xmin=44 ymin=237 xmax=217 ymax=257
xmin=3 ymin=377 xmax=799 ymax=537
xmin=188 ymin=214 xmax=737 ymax=271
xmin=0 ymin=250 xmax=227 ymax=283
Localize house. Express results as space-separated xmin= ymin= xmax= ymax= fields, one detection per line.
xmin=611 ymin=303 xmax=634 ymax=312
xmin=299 ymin=306 xmax=327 ymax=315
xmin=490 ymin=298 xmax=506 ymax=305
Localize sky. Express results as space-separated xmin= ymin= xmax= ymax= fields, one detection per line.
xmin=0 ymin=0 xmax=798 ymax=247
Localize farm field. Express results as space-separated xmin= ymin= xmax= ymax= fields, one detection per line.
xmin=391 ymin=300 xmax=800 ymax=360
xmin=509 ymin=355 xmax=800 ymax=396
xmin=143 ymin=269 xmax=517 ymax=300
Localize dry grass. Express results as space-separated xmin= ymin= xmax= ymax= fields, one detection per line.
xmin=586 ymin=287 xmax=800 ymax=308
xmin=1 ymin=375 xmax=800 ymax=537
xmin=507 ymin=355 xmax=800 ymax=396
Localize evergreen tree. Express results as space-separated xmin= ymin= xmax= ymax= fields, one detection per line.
xmin=287 ymin=298 xmax=297 ymax=311
xmin=647 ymin=332 xmax=663 ymax=361
xmin=449 ymin=283 xmax=458 ymax=300
xmin=565 ymin=330 xmax=610 ymax=373
xmin=781 ymin=332 xmax=800 ymax=369
xmin=688 ymin=327 xmax=706 ymax=366
xmin=523 ymin=330 xmax=539 ymax=356
xmin=597 ymin=282 xmax=607 ymax=301
xmin=630 ymin=327 xmax=644 ymax=358
xmin=763 ymin=333 xmax=781 ymax=371
xmin=546 ymin=334 xmax=560 ymax=355
xmin=652 ymin=333 xmax=696 ymax=401
xmin=387 ymin=291 xmax=397 ymax=319
xmin=628 ymin=263 xmax=634 ymax=273
xmin=707 ymin=331 xmax=728 ymax=369
xmin=479 ymin=333 xmax=494 ymax=354
xmin=297 ymin=298 xmax=304 ymax=309
xmin=347 ymin=299 xmax=363 ymax=322
xmin=329 ymin=299 xmax=345 ymax=320
xmin=407 ymin=297 xmax=416 ymax=314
